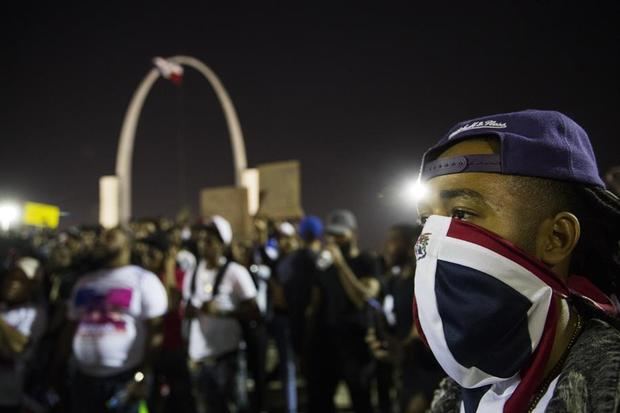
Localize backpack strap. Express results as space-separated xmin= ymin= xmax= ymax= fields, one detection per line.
xmin=186 ymin=259 xmax=232 ymax=302
xmin=211 ymin=260 xmax=232 ymax=298
xmin=185 ymin=260 xmax=200 ymax=307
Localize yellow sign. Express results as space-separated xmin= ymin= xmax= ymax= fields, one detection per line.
xmin=23 ymin=202 xmax=60 ymax=229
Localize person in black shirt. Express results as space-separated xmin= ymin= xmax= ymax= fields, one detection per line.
xmin=367 ymin=224 xmax=444 ymax=413
xmin=280 ymin=216 xmax=323 ymax=356
xmin=268 ymin=222 xmax=300 ymax=413
xmin=306 ymin=210 xmax=380 ymax=413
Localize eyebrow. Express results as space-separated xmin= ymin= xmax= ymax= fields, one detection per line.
xmin=439 ymin=189 xmax=486 ymax=201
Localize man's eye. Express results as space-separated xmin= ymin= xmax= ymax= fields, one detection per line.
xmin=451 ymin=209 xmax=474 ymax=221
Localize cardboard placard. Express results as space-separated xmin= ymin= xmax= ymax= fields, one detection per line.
xmin=200 ymin=186 xmax=251 ymax=240
xmin=257 ymin=160 xmax=303 ymax=220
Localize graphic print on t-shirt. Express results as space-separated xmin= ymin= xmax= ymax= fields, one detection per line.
xmin=70 ymin=266 xmax=168 ymax=376
xmin=74 ymin=287 xmax=133 ymax=333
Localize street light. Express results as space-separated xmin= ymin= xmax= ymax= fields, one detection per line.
xmin=0 ymin=202 xmax=21 ymax=231
xmin=402 ymin=178 xmax=428 ymax=203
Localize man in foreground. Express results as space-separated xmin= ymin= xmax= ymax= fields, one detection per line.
xmin=414 ymin=110 xmax=620 ymax=412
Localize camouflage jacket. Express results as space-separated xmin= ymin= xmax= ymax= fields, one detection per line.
xmin=429 ymin=318 xmax=620 ymax=412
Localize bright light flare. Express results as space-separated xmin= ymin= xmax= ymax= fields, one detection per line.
xmin=134 ymin=371 xmax=145 ymax=383
xmin=0 ymin=202 xmax=22 ymax=231
xmin=402 ymin=179 xmax=429 ymax=203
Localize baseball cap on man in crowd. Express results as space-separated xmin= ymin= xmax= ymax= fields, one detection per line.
xmin=325 ymin=209 xmax=357 ymax=235
xmin=299 ymin=216 xmax=324 ymax=241
xmin=195 ymin=215 xmax=233 ymax=246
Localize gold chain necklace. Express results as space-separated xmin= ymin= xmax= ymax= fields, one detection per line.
xmin=527 ymin=312 xmax=583 ymax=412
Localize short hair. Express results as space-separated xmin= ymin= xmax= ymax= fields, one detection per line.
xmin=508 ymin=175 xmax=620 ymax=298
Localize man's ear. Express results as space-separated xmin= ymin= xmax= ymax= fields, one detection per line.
xmin=536 ymin=212 xmax=581 ymax=268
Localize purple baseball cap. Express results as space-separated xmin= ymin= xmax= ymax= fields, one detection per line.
xmin=420 ymin=109 xmax=606 ymax=188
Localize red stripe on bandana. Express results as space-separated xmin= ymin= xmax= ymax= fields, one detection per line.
xmin=504 ymin=295 xmax=559 ymax=412
xmin=447 ymin=219 xmax=617 ymax=316
xmin=446 ymin=220 xmax=569 ymax=296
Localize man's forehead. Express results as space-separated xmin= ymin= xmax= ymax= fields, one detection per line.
xmin=426 ymin=173 xmax=497 ymax=199
xmin=436 ymin=137 xmax=498 ymax=159
xmin=418 ymin=173 xmax=521 ymax=220
xmin=421 ymin=137 xmax=505 ymax=200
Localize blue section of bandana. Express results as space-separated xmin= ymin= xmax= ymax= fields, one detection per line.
xmin=462 ymin=384 xmax=491 ymax=413
xmin=435 ymin=260 xmax=533 ymax=378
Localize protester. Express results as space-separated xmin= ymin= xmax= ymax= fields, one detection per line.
xmin=44 ymin=227 xmax=100 ymax=412
xmin=414 ymin=110 xmax=620 ymax=412
xmin=283 ymin=216 xmax=323 ymax=356
xmin=66 ymin=227 xmax=168 ymax=413
xmin=367 ymin=224 xmax=444 ymax=413
xmin=251 ymin=217 xmax=279 ymax=318
xmin=306 ymin=209 xmax=380 ymax=413
xmin=135 ymin=231 xmax=196 ymax=413
xmin=244 ymin=217 xmax=278 ymax=413
xmin=267 ymin=217 xmax=323 ymax=413
xmin=183 ymin=215 xmax=260 ymax=413
xmin=268 ymin=221 xmax=301 ymax=413
xmin=605 ymin=166 xmax=620 ymax=196
xmin=0 ymin=264 xmax=45 ymax=412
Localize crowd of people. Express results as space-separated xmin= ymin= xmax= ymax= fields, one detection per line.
xmin=0 ymin=209 xmax=443 ymax=413
xmin=3 ymin=109 xmax=620 ymax=413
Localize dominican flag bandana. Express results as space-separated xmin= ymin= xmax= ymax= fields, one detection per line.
xmin=413 ymin=215 xmax=617 ymax=412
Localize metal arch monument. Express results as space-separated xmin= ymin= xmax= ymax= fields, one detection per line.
xmin=100 ymin=55 xmax=248 ymax=226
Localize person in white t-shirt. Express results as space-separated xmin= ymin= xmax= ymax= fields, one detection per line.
xmin=66 ymin=227 xmax=168 ymax=413
xmin=183 ymin=215 xmax=259 ymax=413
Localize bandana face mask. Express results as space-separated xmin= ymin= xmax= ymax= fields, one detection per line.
xmin=413 ymin=215 xmax=616 ymax=412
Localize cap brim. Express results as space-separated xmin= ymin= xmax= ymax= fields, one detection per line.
xmin=326 ymin=224 xmax=351 ymax=235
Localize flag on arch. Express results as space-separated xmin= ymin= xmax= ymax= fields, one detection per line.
xmin=153 ymin=57 xmax=184 ymax=86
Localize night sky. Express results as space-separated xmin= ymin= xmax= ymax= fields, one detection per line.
xmin=1 ymin=2 xmax=619 ymax=248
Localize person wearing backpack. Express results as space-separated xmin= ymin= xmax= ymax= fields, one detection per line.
xmin=183 ymin=215 xmax=260 ymax=413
